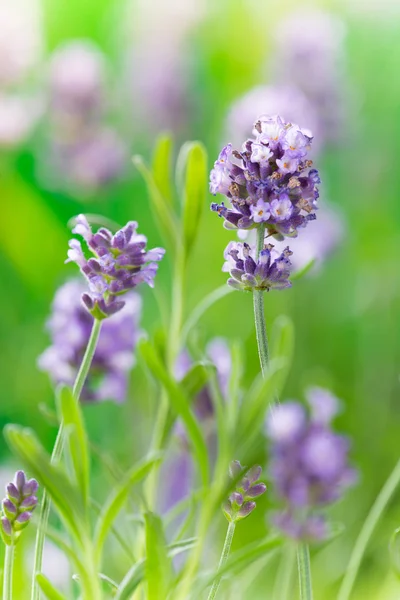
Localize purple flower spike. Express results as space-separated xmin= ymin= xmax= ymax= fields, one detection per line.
xmin=210 ymin=114 xmax=319 ymax=238
xmin=223 ymin=241 xmax=292 ymax=292
xmin=38 ymin=279 xmax=143 ymax=403
xmin=0 ymin=471 xmax=38 ymax=545
xmin=223 ymin=461 xmax=266 ymax=523
xmin=66 ymin=215 xmax=165 ymax=319
xmin=266 ymin=389 xmax=357 ymax=542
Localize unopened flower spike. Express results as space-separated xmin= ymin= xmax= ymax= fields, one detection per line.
xmin=66 ymin=214 xmax=165 ymax=319
xmin=210 ymin=114 xmax=319 ymax=239
xmin=223 ymin=460 xmax=267 ymax=523
xmin=0 ymin=471 xmax=38 ymax=546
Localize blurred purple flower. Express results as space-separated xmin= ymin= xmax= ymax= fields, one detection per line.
xmin=0 ymin=94 xmax=42 ymax=148
xmin=38 ymin=279 xmax=142 ymax=403
xmin=210 ymin=115 xmax=319 ymax=237
xmin=266 ymin=388 xmax=357 ymax=541
xmin=0 ymin=470 xmax=38 ymax=545
xmin=223 ymin=240 xmax=292 ymax=292
xmin=66 ymin=214 xmax=165 ymax=319
xmin=272 ymin=9 xmax=348 ymax=144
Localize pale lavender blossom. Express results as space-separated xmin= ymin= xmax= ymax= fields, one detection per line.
xmin=0 ymin=471 xmax=38 ymax=545
xmin=223 ymin=241 xmax=292 ymax=292
xmin=38 ymin=279 xmax=142 ymax=402
xmin=210 ymin=115 xmax=319 ymax=238
xmin=0 ymin=94 xmax=42 ymax=148
xmin=66 ymin=215 xmax=165 ymax=319
xmin=266 ymin=388 xmax=357 ymax=541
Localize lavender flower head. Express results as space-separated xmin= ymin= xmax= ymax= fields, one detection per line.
xmin=223 ymin=240 xmax=292 ymax=292
xmin=1 ymin=471 xmax=38 ymax=545
xmin=223 ymin=461 xmax=266 ymax=523
xmin=38 ymin=279 xmax=142 ymax=403
xmin=66 ymin=215 xmax=165 ymax=319
xmin=211 ymin=115 xmax=320 ymax=238
xmin=266 ymin=388 xmax=357 ymax=541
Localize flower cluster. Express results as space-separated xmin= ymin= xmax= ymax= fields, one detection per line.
xmin=210 ymin=115 xmax=319 ymax=238
xmin=38 ymin=279 xmax=142 ymax=403
xmin=1 ymin=471 xmax=38 ymax=545
xmin=223 ymin=241 xmax=292 ymax=292
xmin=66 ymin=215 xmax=165 ymax=319
xmin=223 ymin=461 xmax=267 ymax=523
xmin=266 ymin=388 xmax=357 ymax=541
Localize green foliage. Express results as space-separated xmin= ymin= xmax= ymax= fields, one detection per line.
xmin=144 ymin=512 xmax=173 ymax=599
xmin=35 ymin=574 xmax=67 ymax=600
xmin=152 ymin=135 xmax=174 ymax=206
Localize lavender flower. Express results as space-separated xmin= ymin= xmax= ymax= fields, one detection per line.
xmin=38 ymin=279 xmax=142 ymax=403
xmin=0 ymin=471 xmax=38 ymax=545
xmin=223 ymin=241 xmax=292 ymax=292
xmin=210 ymin=115 xmax=319 ymax=238
xmin=223 ymin=461 xmax=266 ymax=523
xmin=66 ymin=215 xmax=165 ymax=319
xmin=266 ymin=388 xmax=357 ymax=541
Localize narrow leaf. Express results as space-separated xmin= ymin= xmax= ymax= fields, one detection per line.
xmin=139 ymin=339 xmax=209 ymax=488
xmin=145 ymin=512 xmax=173 ymax=600
xmin=133 ymin=155 xmax=178 ymax=252
xmin=270 ymin=315 xmax=295 ymax=391
xmin=57 ymin=385 xmax=90 ymax=506
xmin=181 ymin=142 xmax=207 ymax=259
xmin=36 ymin=574 xmax=67 ymax=600
xmin=180 ymin=361 xmax=214 ymax=398
xmin=152 ymin=134 xmax=174 ymax=205
xmin=94 ymin=453 xmax=162 ymax=566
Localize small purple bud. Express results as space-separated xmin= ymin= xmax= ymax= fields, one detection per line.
xmin=14 ymin=471 xmax=26 ymax=493
xmin=20 ymin=496 xmax=38 ymax=511
xmin=2 ymin=499 xmax=17 ymax=518
xmin=81 ymin=293 xmax=94 ymax=310
xmin=6 ymin=483 xmax=20 ymax=503
xmin=246 ymin=483 xmax=267 ymax=498
xmin=222 ymin=501 xmax=234 ymax=522
xmin=237 ymin=501 xmax=256 ymax=520
xmin=1 ymin=517 xmax=12 ymax=537
xmin=22 ymin=479 xmax=39 ymax=497
xmin=14 ymin=512 xmax=31 ymax=531
xmin=229 ymin=460 xmax=244 ymax=479
xmin=246 ymin=465 xmax=262 ymax=484
xmin=229 ymin=492 xmax=243 ymax=509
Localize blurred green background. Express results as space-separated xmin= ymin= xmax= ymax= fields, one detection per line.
xmin=1 ymin=0 xmax=400 ymax=597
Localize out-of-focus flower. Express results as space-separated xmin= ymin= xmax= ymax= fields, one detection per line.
xmin=0 ymin=471 xmax=38 ymax=545
xmin=225 ymin=85 xmax=321 ymax=154
xmin=0 ymin=94 xmax=42 ymax=148
xmin=121 ymin=0 xmax=205 ymax=134
xmin=239 ymin=203 xmax=345 ymax=276
xmin=210 ymin=115 xmax=319 ymax=238
xmin=38 ymin=279 xmax=142 ymax=403
xmin=266 ymin=388 xmax=357 ymax=541
xmin=272 ymin=9 xmax=348 ymax=144
xmin=66 ymin=215 xmax=165 ymax=319
xmin=223 ymin=461 xmax=266 ymax=523
xmin=223 ymin=241 xmax=292 ymax=292
xmin=0 ymin=0 xmax=43 ymax=87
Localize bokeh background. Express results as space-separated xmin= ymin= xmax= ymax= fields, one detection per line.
xmin=1 ymin=0 xmax=400 ymax=597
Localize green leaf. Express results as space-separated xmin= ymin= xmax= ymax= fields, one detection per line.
xmin=132 ymin=155 xmax=178 ymax=252
xmin=145 ymin=512 xmax=173 ymax=600
xmin=390 ymin=527 xmax=400 ymax=577
xmin=57 ymin=385 xmax=90 ymax=507
xmin=180 ymin=142 xmax=207 ymax=259
xmin=4 ymin=425 xmax=85 ymax=543
xmin=270 ymin=315 xmax=295 ymax=390
xmin=180 ymin=361 xmax=215 ymax=398
xmin=152 ymin=134 xmax=174 ymax=205
xmin=181 ymin=285 xmax=233 ymax=345
xmin=139 ymin=339 xmax=209 ymax=488
xmin=115 ymin=538 xmax=197 ymax=600
xmin=94 ymin=453 xmax=162 ymax=566
xmin=36 ymin=574 xmax=67 ymax=600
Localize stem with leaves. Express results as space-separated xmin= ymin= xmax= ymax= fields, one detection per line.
xmin=31 ymin=318 xmax=102 ymax=600
xmin=207 ymin=521 xmax=236 ymax=600
xmin=3 ymin=543 xmax=15 ymax=600
xmin=253 ymin=226 xmax=269 ymax=377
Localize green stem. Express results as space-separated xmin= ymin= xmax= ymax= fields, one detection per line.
xmin=31 ymin=318 xmax=102 ymax=600
xmin=207 ymin=521 xmax=236 ymax=600
xmin=273 ymin=543 xmax=296 ymax=600
xmin=253 ymin=226 xmax=269 ymax=376
xmin=338 ymin=457 xmax=400 ymax=600
xmin=3 ymin=543 xmax=15 ymax=600
xmin=297 ymin=543 xmax=313 ymax=600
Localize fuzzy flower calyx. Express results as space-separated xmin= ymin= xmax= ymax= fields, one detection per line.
xmin=66 ymin=215 xmax=165 ymax=319
xmin=223 ymin=460 xmax=266 ymax=523
xmin=0 ymin=471 xmax=38 ymax=545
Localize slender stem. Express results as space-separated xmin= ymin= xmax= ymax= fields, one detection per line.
xmin=207 ymin=521 xmax=236 ymax=600
xmin=273 ymin=543 xmax=296 ymax=600
xmin=253 ymin=226 xmax=269 ymax=376
xmin=297 ymin=543 xmax=313 ymax=600
xmin=338 ymin=457 xmax=400 ymax=600
xmin=31 ymin=318 xmax=102 ymax=600
xmin=3 ymin=544 xmax=15 ymax=600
